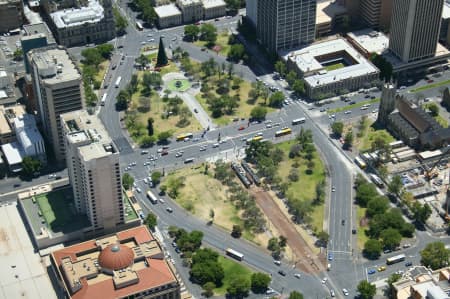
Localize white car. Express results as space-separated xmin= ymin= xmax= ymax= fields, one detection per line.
xmin=212 ymin=143 xmax=219 ymax=148
xmin=322 ymin=277 xmax=328 ymax=284
xmin=159 ymin=198 xmax=165 ymax=203
xmin=136 ymin=187 xmax=142 ymax=193
xmin=342 ymin=288 xmax=349 ymax=296
xmin=294 ymin=273 xmax=301 ymax=279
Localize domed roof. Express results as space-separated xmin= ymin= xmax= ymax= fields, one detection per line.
xmin=98 ymin=244 xmax=134 ymax=271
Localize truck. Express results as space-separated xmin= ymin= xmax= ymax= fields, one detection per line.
xmin=146 ymin=190 xmax=158 ymax=204
xmin=115 ymin=76 xmax=122 ymax=88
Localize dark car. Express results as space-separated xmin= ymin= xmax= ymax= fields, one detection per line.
xmin=352 ymin=228 xmax=357 ymax=234
xmin=349 ymin=101 xmax=356 ymax=105
xmin=278 ymin=270 xmax=286 ymax=276
xmin=405 ymin=261 xmax=413 ymax=267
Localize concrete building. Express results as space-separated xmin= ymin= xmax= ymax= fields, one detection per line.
xmin=377 ymin=83 xmax=450 ymax=150
xmin=61 ymin=110 xmax=124 ymax=233
xmin=394 ymin=266 xmax=450 ymax=299
xmin=284 ymin=38 xmax=379 ymax=99
xmin=440 ymin=1 xmax=450 ymax=47
xmin=22 ymin=23 xmax=56 ymax=73
xmin=202 ymin=0 xmax=226 ymax=20
xmin=28 ymin=46 xmax=84 ymax=164
xmin=0 ymin=0 xmax=24 ymax=33
xmin=257 ymin=0 xmax=316 ymax=53
xmin=0 ymin=69 xmax=18 ymax=106
xmin=389 ymin=0 xmax=444 ymax=63
xmin=315 ymin=0 xmax=347 ymax=38
xmin=359 ymin=0 xmax=392 ymax=30
xmin=46 ymin=0 xmax=115 ymax=47
xmin=154 ymin=4 xmax=182 ymax=28
xmin=14 ymin=114 xmax=46 ymax=161
xmin=347 ymin=29 xmax=389 ymax=57
xmin=177 ymin=0 xmax=203 ymax=23
xmin=50 ymin=226 xmax=181 ymax=299
xmin=245 ymin=0 xmax=257 ymax=27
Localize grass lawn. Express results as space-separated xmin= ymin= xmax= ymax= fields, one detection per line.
xmin=94 ymin=60 xmax=110 ymax=85
xmin=196 ymin=80 xmax=275 ymax=126
xmin=411 ymin=79 xmax=450 ymax=92
xmin=167 ymin=79 xmax=191 ymax=92
xmin=328 ymin=98 xmax=380 ymax=114
xmin=357 ymin=207 xmax=368 ymax=250
xmin=325 ymin=63 xmax=345 ymax=71
xmin=355 ymin=119 xmax=395 ymax=152
xmin=127 ymin=72 xmax=201 ymax=144
xmin=194 ymin=31 xmax=231 ymax=56
xmin=215 ymin=255 xmax=254 ymax=295
xmin=435 ymin=114 xmax=449 ymax=128
xmin=35 ymin=188 xmax=89 ymax=233
xmin=275 ymin=140 xmax=326 ymax=232
xmin=123 ymin=192 xmax=138 ymax=222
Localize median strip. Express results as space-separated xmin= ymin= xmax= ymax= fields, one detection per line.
xmin=327 ymin=98 xmax=380 ymax=114
xmin=411 ymin=79 xmax=450 ymax=92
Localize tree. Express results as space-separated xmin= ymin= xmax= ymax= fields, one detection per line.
xmin=357 ymin=280 xmax=376 ymax=299
xmin=369 ymin=53 xmax=393 ymax=81
xmin=227 ymin=277 xmax=250 ymax=298
xmin=427 ymin=102 xmax=439 ymax=116
xmin=250 ymin=272 xmax=271 ymax=293
xmin=130 ymin=74 xmax=139 ymax=93
xmin=122 ymin=173 xmax=134 ymax=190
xmin=209 ymin=208 xmax=215 ymax=222
xmin=151 ymin=171 xmax=162 ymax=184
xmin=267 ymin=237 xmax=280 ymax=252
xmin=113 ymin=6 xmax=128 ymax=34
xmin=288 ymin=291 xmax=304 ymax=299
xmin=380 ymin=228 xmax=402 ymax=250
xmin=184 ymin=24 xmax=200 ymax=41
xmin=356 ymin=182 xmax=378 ymax=207
xmin=157 ymin=131 xmax=172 ymax=143
xmin=386 ymin=273 xmax=402 ymax=299
xmin=147 ymin=117 xmax=154 ymax=136
xmin=135 ymin=54 xmax=150 ymax=67
xmin=21 ymin=156 xmax=42 ymax=176
xmin=269 ymin=91 xmax=285 ymax=108
xmin=231 ymin=225 xmax=242 ymax=238
xmin=292 ymin=79 xmax=305 ymax=95
xmin=13 ymin=48 xmax=23 ymax=61
xmin=286 ymin=71 xmax=297 ymax=86
xmin=388 ymin=175 xmax=403 ymax=196
xmin=200 ymin=24 xmax=217 ymax=46
xmin=156 ymin=37 xmax=168 ymax=67
xmin=144 ymin=212 xmax=157 ymax=230
xmin=363 ymin=239 xmax=382 ymax=259
xmin=224 ymin=0 xmax=240 ymax=11
xmin=274 ymin=60 xmax=287 ymax=77
xmin=317 ymin=231 xmax=329 ymax=245
xmin=344 ymin=130 xmax=353 ymax=147
xmin=366 ymin=196 xmax=389 ymax=217
xmin=140 ymin=135 xmax=156 ymax=147
xmin=411 ymin=202 xmax=432 ymax=224
xmin=227 ymin=44 xmax=246 ymax=62
xmin=250 ymin=106 xmax=268 ymax=120
xmin=96 ymin=43 xmax=114 ymax=59
xmin=116 ymin=89 xmax=130 ymax=110
xmin=420 ymin=241 xmax=450 ymax=270
xmin=202 ymin=282 xmax=215 ymax=298
xmin=331 ymin=121 xmax=344 ymax=137
xmin=278 ymin=235 xmax=287 ymax=248
xmin=81 ymin=48 xmax=103 ymax=67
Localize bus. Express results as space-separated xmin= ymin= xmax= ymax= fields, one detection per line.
xmin=354 ymin=156 xmax=367 ymax=169
xmin=176 ymin=132 xmax=193 ymax=141
xmin=146 ymin=190 xmax=158 ymax=204
xmin=225 ymin=248 xmax=244 ymax=261
xmin=369 ymin=173 xmax=384 ymax=188
xmin=386 ymin=254 xmax=406 ymax=265
xmin=136 ymin=21 xmax=143 ymax=31
xmin=246 ymin=135 xmax=263 ymax=144
xmin=100 ymin=93 xmax=107 ymax=106
xmin=275 ymin=127 xmax=292 ymax=137
xmin=115 ymin=76 xmax=122 ymax=88
xmin=292 ymin=118 xmax=306 ymax=125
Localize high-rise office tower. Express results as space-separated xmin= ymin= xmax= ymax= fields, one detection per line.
xmin=28 ymin=46 xmax=84 ymax=163
xmin=61 ymin=110 xmax=124 ymax=233
xmin=256 ymin=0 xmax=316 ymax=53
xmin=389 ymin=0 xmax=443 ymax=63
xmin=359 ymin=0 xmax=392 ymax=30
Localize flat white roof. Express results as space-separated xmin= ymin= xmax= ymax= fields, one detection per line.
xmin=443 ymin=1 xmax=450 ymax=19
xmin=202 ymin=0 xmax=226 ymax=9
xmin=51 ymin=0 xmax=104 ymax=28
xmin=316 ymin=0 xmax=347 ymax=24
xmin=285 ymin=38 xmax=379 ymax=88
xmin=154 ymin=4 xmax=182 ymax=18
xmin=178 ymin=0 xmax=201 ymax=6
xmin=1 ymin=142 xmax=24 ymax=165
xmin=347 ymin=29 xmax=389 ymax=55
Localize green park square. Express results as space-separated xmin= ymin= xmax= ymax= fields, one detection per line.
xmin=167 ymin=79 xmax=191 ymax=92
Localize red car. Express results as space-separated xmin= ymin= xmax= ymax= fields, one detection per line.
xmin=238 ymin=126 xmax=245 ymax=131
xmin=427 ymin=79 xmax=434 ymax=83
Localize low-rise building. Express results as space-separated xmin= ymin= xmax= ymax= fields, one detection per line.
xmin=202 ymin=0 xmax=226 ymax=20
xmin=284 ymin=38 xmax=379 ymax=99
xmin=155 ymin=4 xmax=182 ymax=28
xmin=394 ymin=266 xmax=450 ymax=299
xmin=0 ymin=70 xmax=19 ymax=106
xmin=347 ymin=29 xmax=389 ymax=57
xmin=177 ymin=0 xmax=203 ymax=23
xmin=0 ymin=0 xmax=24 ymax=33
xmin=50 ymin=225 xmax=181 ymax=299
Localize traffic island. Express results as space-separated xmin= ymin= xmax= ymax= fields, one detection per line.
xmin=167 ymin=79 xmax=191 ymax=92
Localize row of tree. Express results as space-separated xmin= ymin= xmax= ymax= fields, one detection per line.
xmin=274 ymin=60 xmax=306 ymax=95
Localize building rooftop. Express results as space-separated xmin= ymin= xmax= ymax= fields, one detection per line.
xmin=1 ymin=141 xmax=24 ymax=166
xmin=202 ymin=0 xmax=226 ymax=9
xmin=50 ymin=0 xmax=104 ymax=28
xmin=61 ymin=110 xmax=116 ymax=161
xmin=51 ymin=226 xmax=178 ymax=299
xmin=23 ymin=22 xmax=56 ymax=44
xmin=347 ymin=29 xmax=389 ymax=55
xmin=316 ymin=0 xmax=347 ymax=25
xmin=284 ymin=38 xmax=379 ymax=88
xmin=154 ymin=4 xmax=182 ymax=18
xmin=30 ymin=47 xmax=81 ymax=84
xmin=178 ymin=0 xmax=201 ymax=6
xmin=443 ymin=0 xmax=450 ymax=19
xmin=15 ymin=114 xmax=43 ymax=150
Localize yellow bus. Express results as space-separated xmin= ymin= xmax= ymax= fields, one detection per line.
xmin=176 ymin=133 xmax=193 ymax=141
xmin=246 ymin=135 xmax=263 ymax=144
xmin=275 ymin=127 xmax=292 ymax=137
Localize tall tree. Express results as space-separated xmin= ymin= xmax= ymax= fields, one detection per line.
xmin=122 ymin=173 xmax=134 ymax=190
xmin=21 ymin=156 xmax=42 ymax=176
xmin=288 ymin=291 xmax=304 ymax=299
xmin=250 ymin=272 xmax=271 ymax=293
xmin=144 ymin=212 xmax=157 ymax=230
xmin=420 ymin=242 xmax=450 ymax=270
xmin=331 ymin=121 xmax=344 ymax=137
xmin=156 ymin=37 xmax=168 ymax=67
xmin=411 ymin=202 xmax=432 ymax=224
xmin=357 ymin=280 xmax=376 ymax=299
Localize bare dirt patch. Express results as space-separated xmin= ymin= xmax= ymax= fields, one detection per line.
xmin=251 ymin=188 xmax=325 ymax=274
